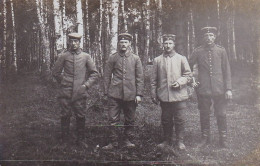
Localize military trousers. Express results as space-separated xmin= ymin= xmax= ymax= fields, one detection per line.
xmin=160 ymin=101 xmax=186 ymax=142
xmin=58 ymin=97 xmax=87 ymax=119
xmin=108 ymin=97 xmax=137 ymax=141
xmin=197 ymin=94 xmax=227 ymax=135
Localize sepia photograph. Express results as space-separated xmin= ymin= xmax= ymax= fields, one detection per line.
xmin=0 ymin=0 xmax=260 ymax=165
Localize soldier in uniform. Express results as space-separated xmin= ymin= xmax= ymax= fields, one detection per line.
xmin=102 ymin=33 xmax=144 ymax=150
xmin=190 ymin=27 xmax=232 ymax=148
xmin=52 ymin=33 xmax=99 ymax=147
xmin=151 ymin=34 xmax=192 ymax=150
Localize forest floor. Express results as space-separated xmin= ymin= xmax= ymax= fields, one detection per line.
xmin=0 ymin=64 xmax=260 ymax=166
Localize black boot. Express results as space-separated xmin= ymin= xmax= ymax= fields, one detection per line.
xmin=175 ymin=122 xmax=185 ymax=150
xmin=157 ymin=125 xmax=172 ymax=149
xmin=219 ymin=131 xmax=227 ymax=148
xmin=198 ymin=130 xmax=211 ymax=148
xmin=61 ymin=116 xmax=70 ymax=143
xmin=76 ymin=117 xmax=88 ymax=148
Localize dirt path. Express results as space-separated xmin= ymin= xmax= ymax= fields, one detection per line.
xmin=0 ymin=69 xmax=260 ymax=165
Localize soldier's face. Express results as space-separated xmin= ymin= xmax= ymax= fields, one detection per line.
xmin=69 ymin=39 xmax=80 ymax=50
xmin=119 ymin=40 xmax=131 ymax=51
xmin=163 ymin=40 xmax=175 ymax=53
xmin=203 ymin=33 xmax=216 ymax=45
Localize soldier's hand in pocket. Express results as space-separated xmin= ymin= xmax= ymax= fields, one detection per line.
xmin=151 ymin=97 xmax=158 ymax=105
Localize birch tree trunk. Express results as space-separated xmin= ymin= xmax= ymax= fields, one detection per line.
xmin=98 ymin=0 xmax=104 ymax=75
xmin=35 ymin=0 xmax=51 ymax=76
xmin=155 ymin=0 xmax=162 ymax=55
xmin=190 ymin=6 xmax=195 ymax=52
xmin=76 ymin=0 xmax=84 ymax=48
xmin=144 ymin=0 xmax=151 ymax=64
xmin=104 ymin=0 xmax=111 ymax=62
xmin=2 ymin=0 xmax=7 ymax=80
xmin=217 ymin=0 xmax=221 ymax=44
xmin=84 ymin=0 xmax=90 ymax=52
xmin=231 ymin=0 xmax=237 ymax=61
xmin=187 ymin=19 xmax=190 ymax=59
xmin=62 ymin=0 xmax=67 ymax=49
xmin=10 ymin=0 xmax=17 ymax=73
xmin=53 ymin=0 xmax=64 ymax=52
xmin=120 ymin=0 xmax=127 ymax=32
xmin=110 ymin=0 xmax=119 ymax=54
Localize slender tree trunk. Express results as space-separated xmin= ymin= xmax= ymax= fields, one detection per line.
xmin=187 ymin=18 xmax=190 ymax=59
xmin=190 ymin=5 xmax=195 ymax=52
xmin=84 ymin=0 xmax=90 ymax=53
xmin=120 ymin=0 xmax=127 ymax=32
xmin=62 ymin=0 xmax=67 ymax=49
xmin=155 ymin=0 xmax=162 ymax=55
xmin=175 ymin=0 xmax=185 ymax=56
xmin=110 ymin=0 xmax=119 ymax=54
xmin=35 ymin=0 xmax=51 ymax=76
xmin=98 ymin=0 xmax=104 ymax=75
xmin=144 ymin=0 xmax=151 ymax=64
xmin=104 ymin=0 xmax=111 ymax=62
xmin=53 ymin=0 xmax=64 ymax=53
xmin=2 ymin=0 xmax=7 ymax=81
xmin=10 ymin=0 xmax=17 ymax=73
xmin=231 ymin=0 xmax=237 ymax=61
xmin=76 ymin=0 xmax=84 ymax=48
xmin=217 ymin=0 xmax=221 ymax=44
xmin=227 ymin=17 xmax=231 ymax=60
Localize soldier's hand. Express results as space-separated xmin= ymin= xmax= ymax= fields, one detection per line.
xmin=151 ymin=97 xmax=158 ymax=105
xmin=103 ymin=94 xmax=108 ymax=101
xmin=225 ymin=90 xmax=232 ymax=100
xmin=171 ymin=82 xmax=180 ymax=90
xmin=135 ymin=96 xmax=142 ymax=104
xmin=191 ymin=81 xmax=200 ymax=88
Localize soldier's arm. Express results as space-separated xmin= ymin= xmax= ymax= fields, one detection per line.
xmin=103 ymin=55 xmax=114 ymax=95
xmin=52 ymin=55 xmax=65 ymax=84
xmin=84 ymin=56 xmax=99 ymax=89
xmin=189 ymin=50 xmax=199 ymax=85
xmin=221 ymin=49 xmax=232 ymax=91
xmin=176 ymin=56 xmax=192 ymax=89
xmin=135 ymin=57 xmax=144 ymax=97
xmin=150 ymin=58 xmax=158 ymax=99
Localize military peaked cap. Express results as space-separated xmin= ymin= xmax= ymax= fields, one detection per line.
xmin=201 ymin=27 xmax=217 ymax=34
xmin=118 ymin=33 xmax=133 ymax=41
xmin=68 ymin=33 xmax=82 ymax=39
xmin=162 ymin=34 xmax=176 ymax=42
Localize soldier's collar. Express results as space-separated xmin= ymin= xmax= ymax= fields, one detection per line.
xmin=204 ymin=43 xmax=216 ymax=50
xmin=70 ymin=48 xmax=82 ymax=55
xmin=163 ymin=50 xmax=175 ymax=57
xmin=119 ymin=48 xmax=131 ymax=57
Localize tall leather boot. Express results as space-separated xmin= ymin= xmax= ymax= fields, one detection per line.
xmin=123 ymin=125 xmax=135 ymax=148
xmin=217 ymin=116 xmax=228 ymax=148
xmin=176 ymin=123 xmax=185 ymax=150
xmin=102 ymin=126 xmax=119 ymax=150
xmin=76 ymin=117 xmax=88 ymax=148
xmin=219 ymin=131 xmax=227 ymax=148
xmin=61 ymin=116 xmax=70 ymax=143
xmin=157 ymin=125 xmax=172 ymax=149
xmin=198 ymin=129 xmax=211 ymax=148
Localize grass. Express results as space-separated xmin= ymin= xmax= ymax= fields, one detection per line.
xmin=0 ymin=64 xmax=259 ymax=165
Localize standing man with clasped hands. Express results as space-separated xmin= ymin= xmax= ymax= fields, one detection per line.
xmin=151 ymin=34 xmax=192 ymax=150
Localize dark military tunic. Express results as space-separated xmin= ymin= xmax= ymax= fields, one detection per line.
xmin=52 ymin=49 xmax=99 ymax=118
xmin=104 ymin=49 xmax=144 ymax=101
xmin=189 ymin=44 xmax=232 ymax=96
xmin=189 ymin=44 xmax=232 ymax=135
